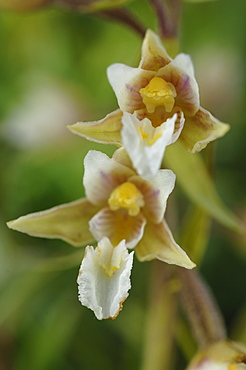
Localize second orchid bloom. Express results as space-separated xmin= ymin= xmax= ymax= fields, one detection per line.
xmin=68 ymin=29 xmax=229 ymax=179
xmin=7 ymin=149 xmax=195 ymax=319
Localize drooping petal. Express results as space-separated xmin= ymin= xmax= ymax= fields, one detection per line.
xmin=158 ymin=59 xmax=200 ymax=117
xmin=7 ymin=199 xmax=99 ymax=247
xmin=89 ymin=207 xmax=147 ymax=249
xmin=107 ymin=63 xmax=154 ymax=113
xmin=139 ymin=29 xmax=172 ymax=71
xmin=77 ymin=237 xmax=134 ymax=320
xmin=179 ymin=107 xmax=230 ymax=153
xmin=83 ymin=150 xmax=135 ymax=205
xmin=129 ymin=169 xmax=176 ymax=224
xmin=121 ymin=112 xmax=178 ymax=178
xmin=135 ymin=220 xmax=195 ymax=269
xmin=67 ymin=109 xmax=122 ymax=145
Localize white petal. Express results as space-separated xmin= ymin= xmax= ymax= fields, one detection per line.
xmin=130 ymin=169 xmax=176 ymax=224
xmin=122 ymin=112 xmax=178 ymax=178
xmin=173 ymin=53 xmax=196 ymax=79
xmin=77 ymin=237 xmax=134 ymax=320
xmin=83 ymin=150 xmax=135 ymax=205
xmin=107 ymin=63 xmax=154 ymax=113
xmin=89 ymin=207 xmax=146 ymax=249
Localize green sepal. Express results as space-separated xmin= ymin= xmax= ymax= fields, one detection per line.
xmin=164 ymin=142 xmax=243 ymax=232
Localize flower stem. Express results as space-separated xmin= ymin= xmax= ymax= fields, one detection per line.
xmin=179 ymin=268 xmax=226 ymax=348
xmin=148 ymin=0 xmax=181 ymax=39
xmin=141 ymin=262 xmax=178 ymax=370
xmin=55 ymin=0 xmax=146 ymax=37
xmin=100 ymin=8 xmax=146 ymax=37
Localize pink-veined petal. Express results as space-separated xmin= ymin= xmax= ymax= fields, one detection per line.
xmin=89 ymin=207 xmax=147 ymax=249
xmin=7 ymin=198 xmax=99 ymax=247
xmin=173 ymin=53 xmax=196 ymax=80
xmin=83 ymin=150 xmax=135 ymax=205
xmin=179 ymin=107 xmax=230 ymax=153
xmin=158 ymin=60 xmax=200 ymax=117
xmin=129 ymin=169 xmax=176 ymax=224
xmin=77 ymin=237 xmax=134 ymax=320
xmin=121 ymin=112 xmax=177 ymax=178
xmin=135 ymin=220 xmax=195 ymax=269
xmin=139 ymin=29 xmax=172 ymax=71
xmin=67 ymin=109 xmax=122 ymax=145
xmin=107 ymin=63 xmax=154 ymax=113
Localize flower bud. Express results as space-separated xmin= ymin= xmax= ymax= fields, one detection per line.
xmin=186 ymin=340 xmax=246 ymax=369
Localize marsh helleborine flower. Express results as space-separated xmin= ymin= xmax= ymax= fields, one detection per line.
xmin=7 ymin=149 xmax=195 ymax=319
xmin=68 ymin=29 xmax=229 ymax=178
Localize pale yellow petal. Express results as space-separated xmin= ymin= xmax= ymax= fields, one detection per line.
xmin=179 ymin=107 xmax=230 ymax=153
xmin=135 ymin=220 xmax=195 ymax=269
xmin=67 ymin=109 xmax=122 ymax=145
xmin=140 ymin=29 xmax=172 ymax=71
xmin=7 ymin=199 xmax=100 ymax=247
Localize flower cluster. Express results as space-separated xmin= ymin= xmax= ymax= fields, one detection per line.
xmin=7 ymin=29 xmax=229 ymax=319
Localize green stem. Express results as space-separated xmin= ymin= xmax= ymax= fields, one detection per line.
xmin=148 ymin=0 xmax=181 ymax=39
xmin=55 ymin=0 xmax=146 ymax=37
xmin=100 ymin=8 xmax=146 ymax=37
xmin=141 ymin=262 xmax=178 ymax=370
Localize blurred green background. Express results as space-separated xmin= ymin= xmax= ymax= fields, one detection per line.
xmin=1 ymin=0 xmax=246 ymax=369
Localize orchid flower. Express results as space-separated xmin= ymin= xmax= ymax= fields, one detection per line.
xmin=186 ymin=340 xmax=246 ymax=370
xmin=68 ymin=29 xmax=229 ymax=178
xmin=7 ymin=149 xmax=195 ymax=318
xmin=7 ymin=149 xmax=194 ymax=268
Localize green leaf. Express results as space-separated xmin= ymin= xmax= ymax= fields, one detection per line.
xmin=180 ymin=206 xmax=211 ymax=264
xmin=164 ymin=142 xmax=243 ymax=232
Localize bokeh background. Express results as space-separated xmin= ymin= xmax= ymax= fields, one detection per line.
xmin=0 ymin=0 xmax=246 ymax=369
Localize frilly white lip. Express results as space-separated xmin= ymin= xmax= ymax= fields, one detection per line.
xmin=77 ymin=237 xmax=134 ymax=320
xmin=121 ymin=112 xmax=184 ymax=179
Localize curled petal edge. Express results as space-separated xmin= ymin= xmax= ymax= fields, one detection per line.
xmin=180 ymin=107 xmax=230 ymax=153
xmin=135 ymin=220 xmax=196 ymax=269
xmin=67 ymin=109 xmax=123 ymax=145
xmin=7 ymin=198 xmax=99 ymax=247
